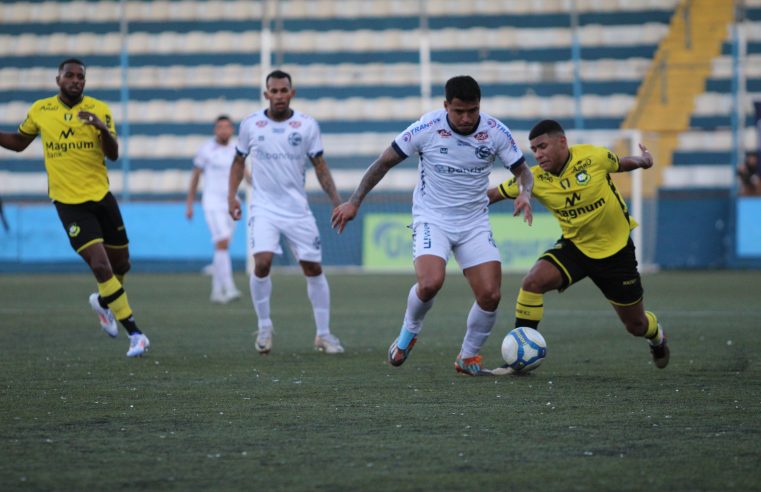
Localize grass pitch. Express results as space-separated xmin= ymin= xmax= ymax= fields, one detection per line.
xmin=1 ymin=270 xmax=760 ymax=491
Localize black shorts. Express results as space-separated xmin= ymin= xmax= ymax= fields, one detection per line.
xmin=540 ymin=237 xmax=643 ymax=306
xmin=54 ymin=192 xmax=129 ymax=253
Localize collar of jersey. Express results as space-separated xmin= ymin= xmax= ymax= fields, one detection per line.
xmin=57 ymin=95 xmax=84 ymax=110
xmin=446 ymin=115 xmax=481 ymax=136
xmin=264 ymin=108 xmax=294 ymax=122
xmin=551 ymin=147 xmax=573 ymax=177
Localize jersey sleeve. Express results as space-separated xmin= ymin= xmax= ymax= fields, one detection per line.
xmin=497 ymin=176 xmax=520 ymax=199
xmin=235 ymin=120 xmax=250 ymax=157
xmin=599 ymin=146 xmax=621 ymax=173
xmin=492 ymin=120 xmax=524 ymax=170
xmin=18 ymin=106 xmax=38 ymax=137
xmin=192 ymin=143 xmax=206 ymax=169
xmin=100 ymin=102 xmax=117 ymax=137
xmin=306 ymin=119 xmax=324 ymax=158
xmin=392 ymin=118 xmax=425 ymax=158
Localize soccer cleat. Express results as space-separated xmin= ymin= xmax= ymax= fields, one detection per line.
xmin=650 ymin=337 xmax=670 ymax=369
xmin=126 ymin=333 xmax=150 ymax=357
xmin=210 ymin=290 xmax=227 ymax=304
xmin=454 ymin=354 xmax=493 ymax=376
xmin=89 ymin=293 xmax=118 ymax=338
xmin=490 ymin=364 xmax=518 ymax=376
xmin=223 ymin=288 xmax=242 ymax=303
xmin=255 ymin=328 xmax=273 ymax=354
xmin=388 ymin=336 xmax=417 ymax=367
xmin=314 ymin=333 xmax=345 ymax=354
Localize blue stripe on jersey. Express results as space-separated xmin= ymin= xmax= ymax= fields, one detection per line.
xmin=391 ymin=141 xmax=408 ymax=159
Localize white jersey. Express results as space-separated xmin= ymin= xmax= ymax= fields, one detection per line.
xmin=236 ymin=109 xmax=323 ymax=219
xmin=393 ymin=109 xmax=525 ymax=230
xmin=193 ymin=137 xmax=238 ymax=211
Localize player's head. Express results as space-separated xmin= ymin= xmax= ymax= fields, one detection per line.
xmin=214 ymin=115 xmax=234 ymax=145
xmin=528 ymin=119 xmax=569 ymax=173
xmin=264 ymin=69 xmax=294 ymax=120
xmin=443 ymin=75 xmax=481 ymax=135
xmin=56 ymin=58 xmax=86 ymax=101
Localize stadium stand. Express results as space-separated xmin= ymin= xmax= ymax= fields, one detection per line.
xmin=0 ymin=0 xmax=681 ymax=200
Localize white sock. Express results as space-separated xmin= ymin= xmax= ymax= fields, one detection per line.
xmin=250 ymin=274 xmax=272 ymax=330
xmin=306 ymin=273 xmax=330 ymax=337
xmin=215 ymin=249 xmax=236 ymax=293
xmin=460 ymin=302 xmax=497 ymax=358
xmin=211 ymin=250 xmax=224 ymax=295
xmin=402 ymin=283 xmax=434 ymax=334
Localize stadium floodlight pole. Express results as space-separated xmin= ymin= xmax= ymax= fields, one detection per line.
xmin=570 ymin=0 xmax=584 ymax=130
xmin=728 ymin=1 xmax=746 ymax=265
xmin=418 ymin=0 xmax=432 ymax=112
xmin=119 ymin=0 xmax=131 ymax=202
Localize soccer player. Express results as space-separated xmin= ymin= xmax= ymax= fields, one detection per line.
xmin=487 ymin=119 xmax=669 ymax=369
xmin=331 ymin=75 xmax=533 ymax=376
xmin=186 ymin=115 xmax=243 ymax=304
xmin=0 ymin=58 xmax=150 ymax=357
xmin=228 ymin=69 xmax=345 ymax=355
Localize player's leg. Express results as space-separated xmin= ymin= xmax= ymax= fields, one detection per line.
xmin=515 ymin=239 xmax=581 ymax=330
xmin=389 ymin=223 xmax=448 ymax=366
xmin=205 ymin=208 xmax=239 ymax=303
xmin=451 ymin=226 xmax=502 ymax=375
xmin=590 ymin=238 xmax=668 ymax=368
xmin=95 ymin=193 xmax=149 ymax=356
xmin=248 ymin=215 xmax=281 ymax=354
xmin=282 ymin=215 xmax=343 ymax=353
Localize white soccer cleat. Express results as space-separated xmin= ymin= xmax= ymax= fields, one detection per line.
xmin=89 ymin=293 xmax=118 ymax=338
xmin=126 ymin=333 xmax=150 ymax=357
xmin=255 ymin=328 xmax=273 ymax=354
xmin=314 ymin=333 xmax=345 ymax=354
xmin=223 ymin=288 xmax=242 ymax=303
xmin=210 ymin=290 xmax=227 ymax=304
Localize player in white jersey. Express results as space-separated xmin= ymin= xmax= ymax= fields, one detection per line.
xmin=186 ymin=115 xmax=243 ymax=304
xmin=332 ymin=75 xmax=534 ymax=375
xmin=228 ymin=70 xmax=345 ymax=355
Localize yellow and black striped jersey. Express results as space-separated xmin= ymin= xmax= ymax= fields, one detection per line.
xmin=497 ymin=144 xmax=636 ymax=259
xmin=19 ymin=95 xmax=116 ymax=204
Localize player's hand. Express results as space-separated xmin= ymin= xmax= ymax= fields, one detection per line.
xmin=638 ymin=143 xmax=654 ymax=169
xmin=185 ymin=204 xmax=193 ymax=220
xmin=228 ymin=197 xmax=242 ymax=221
xmin=331 ymin=202 xmax=358 ymax=234
xmin=78 ymin=111 xmax=106 ymax=131
xmin=514 ymin=192 xmax=533 ymax=226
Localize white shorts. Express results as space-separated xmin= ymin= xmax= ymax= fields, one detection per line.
xmin=411 ymin=219 xmax=500 ymax=269
xmin=248 ymin=214 xmax=322 ymax=263
xmin=204 ymin=208 xmax=236 ymax=243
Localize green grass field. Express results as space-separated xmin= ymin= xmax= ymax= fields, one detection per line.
xmin=1 ymin=270 xmax=760 ymax=491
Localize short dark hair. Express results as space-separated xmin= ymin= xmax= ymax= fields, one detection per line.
xmin=529 ymin=119 xmax=565 ymax=140
xmin=215 ymin=114 xmax=233 ymax=124
xmin=444 ymin=75 xmax=481 ymax=103
xmin=58 ymin=58 xmax=85 ymax=72
xmin=266 ymin=69 xmax=292 ymax=86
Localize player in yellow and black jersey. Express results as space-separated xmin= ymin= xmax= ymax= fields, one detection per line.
xmin=488 ymin=119 xmax=669 ymax=369
xmin=0 ymin=58 xmax=150 ymax=357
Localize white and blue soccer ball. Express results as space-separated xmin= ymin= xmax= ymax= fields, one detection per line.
xmin=501 ymin=327 xmax=547 ymax=372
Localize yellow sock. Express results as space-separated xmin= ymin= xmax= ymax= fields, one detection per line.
xmin=515 ymin=289 xmax=544 ymax=328
xmin=644 ymin=310 xmax=663 ymax=344
xmin=97 ymin=276 xmax=133 ymax=321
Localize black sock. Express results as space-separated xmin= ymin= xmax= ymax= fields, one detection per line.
xmin=120 ymin=316 xmax=142 ymax=335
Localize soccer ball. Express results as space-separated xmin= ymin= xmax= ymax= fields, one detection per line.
xmin=501 ymin=327 xmax=547 ymax=372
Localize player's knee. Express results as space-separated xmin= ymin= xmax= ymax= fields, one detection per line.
xmin=417 ymin=278 xmax=443 ymax=301
xmin=89 ymin=258 xmax=113 ymax=281
xmin=476 ymin=289 xmax=501 ymax=311
xmin=254 ymin=263 xmax=271 ymax=277
xmin=521 ymin=275 xmax=549 ymax=294
xmin=112 ymin=259 xmax=131 ymax=277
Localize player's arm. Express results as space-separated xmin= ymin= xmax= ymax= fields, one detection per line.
xmin=185 ymin=167 xmax=202 ymax=220
xmin=78 ymin=111 xmax=118 ymax=160
xmin=617 ymin=144 xmax=653 ymax=172
xmin=228 ymin=153 xmax=247 ymax=221
xmin=331 ymin=145 xmax=405 ymax=233
xmin=0 ymin=131 xmax=35 ymax=152
xmin=309 ymin=153 xmax=341 ymax=208
xmin=511 ymin=162 xmax=534 ymax=225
